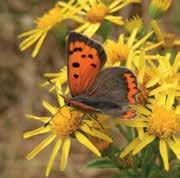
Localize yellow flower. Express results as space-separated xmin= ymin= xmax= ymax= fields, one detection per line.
xmin=18 ymin=1 xmax=83 ymax=58
xmin=125 ymin=15 xmax=143 ymax=34
xmin=151 ymin=20 xmax=180 ymax=49
xmin=59 ymin=0 xmax=141 ymax=37
xmin=143 ymin=52 xmax=180 ymax=99
xmin=149 ymin=0 xmax=172 ymax=18
xmin=119 ymin=93 xmax=180 ymax=171
xmin=104 ymin=28 xmax=164 ymax=68
xmin=24 ymin=100 xmax=112 ymax=176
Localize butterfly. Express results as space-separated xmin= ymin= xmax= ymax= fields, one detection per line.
xmin=62 ymin=32 xmax=139 ymax=119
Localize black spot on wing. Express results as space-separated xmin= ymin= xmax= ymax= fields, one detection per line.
xmin=73 ymin=74 xmax=79 ymax=79
xmin=81 ymin=54 xmax=86 ymax=58
xmin=91 ymin=64 xmax=97 ymax=68
xmin=72 ymin=62 xmax=80 ymax=68
xmin=88 ymin=54 xmax=93 ymax=59
xmin=69 ymin=51 xmax=73 ymax=55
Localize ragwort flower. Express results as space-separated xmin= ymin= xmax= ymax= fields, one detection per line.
xmin=119 ymin=92 xmax=180 ymax=171
xmin=149 ymin=0 xmax=172 ymax=19
xmin=24 ymin=100 xmax=112 ymax=176
xmin=59 ymin=0 xmax=141 ymax=37
xmin=151 ymin=20 xmax=180 ymax=49
xmin=104 ymin=28 xmax=164 ymax=69
xmin=19 ymin=1 xmax=83 ymax=58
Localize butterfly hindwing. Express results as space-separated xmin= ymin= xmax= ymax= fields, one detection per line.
xmin=67 ymin=32 xmax=106 ymax=97
xmin=87 ymin=67 xmax=139 ymax=104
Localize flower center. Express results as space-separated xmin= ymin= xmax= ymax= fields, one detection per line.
xmin=147 ymin=105 xmax=177 ymax=138
xmin=36 ymin=6 xmax=63 ymax=29
xmin=87 ymin=4 xmax=109 ymax=23
xmin=51 ymin=107 xmax=81 ymax=137
xmin=105 ymin=40 xmax=130 ymax=65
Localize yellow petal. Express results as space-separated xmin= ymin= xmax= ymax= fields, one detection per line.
xmin=68 ymin=15 xmax=85 ymax=23
xmin=115 ymin=118 xmax=147 ymax=128
xmin=110 ymin=0 xmax=140 ymax=13
xmin=159 ymin=140 xmax=169 ymax=171
xmin=144 ymin=41 xmax=164 ymax=52
xmin=172 ymin=52 xmax=180 ymax=73
xmin=82 ymin=23 xmax=101 ymax=38
xmin=74 ymin=22 xmax=91 ymax=33
xmin=168 ymin=139 xmax=180 ymax=160
xmin=145 ymin=76 xmax=160 ymax=89
xmin=120 ymin=138 xmax=140 ymax=158
xmin=175 ymin=106 xmax=180 ymax=115
xmin=26 ymin=134 xmax=56 ymax=160
xmin=19 ymin=32 xmax=42 ymax=49
xmin=165 ymin=90 xmax=176 ymax=108
xmin=173 ymin=136 xmax=180 ymax=145
xmin=132 ymin=134 xmax=155 ymax=155
xmin=80 ymin=125 xmax=112 ymax=143
xmin=132 ymin=105 xmax=151 ymax=116
xmin=23 ymin=126 xmax=51 ymax=139
xmin=138 ymin=49 xmax=145 ymax=84
xmin=32 ymin=31 xmax=47 ymax=57
xmin=105 ymin=15 xmax=124 ymax=25
xmin=26 ymin=114 xmax=50 ymax=123
xmin=57 ymin=93 xmax=65 ymax=107
xmin=126 ymin=49 xmax=134 ymax=69
xmin=137 ymin=127 xmax=144 ymax=140
xmin=46 ymin=139 xmax=62 ymax=177
xmin=127 ymin=28 xmax=138 ymax=47
xmin=18 ymin=29 xmax=41 ymax=38
xmin=132 ymin=31 xmax=154 ymax=50
xmin=148 ymin=84 xmax=175 ymax=96
xmin=60 ymin=137 xmax=71 ymax=171
xmin=109 ymin=0 xmax=123 ymax=9
xmin=156 ymin=93 xmax=166 ymax=106
xmin=42 ymin=100 xmax=58 ymax=114
xmin=75 ymin=131 xmax=101 ymax=157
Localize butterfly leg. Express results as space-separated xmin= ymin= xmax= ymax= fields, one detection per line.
xmin=81 ymin=121 xmax=92 ymax=130
xmin=81 ymin=113 xmax=93 ymax=130
xmin=87 ymin=114 xmax=104 ymax=130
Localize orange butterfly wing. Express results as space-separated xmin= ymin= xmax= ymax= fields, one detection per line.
xmin=67 ymin=32 xmax=106 ymax=96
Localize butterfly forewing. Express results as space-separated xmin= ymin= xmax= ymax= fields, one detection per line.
xmin=67 ymin=32 xmax=106 ymax=97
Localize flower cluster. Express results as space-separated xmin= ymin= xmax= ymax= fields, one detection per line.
xmin=19 ymin=0 xmax=180 ymax=177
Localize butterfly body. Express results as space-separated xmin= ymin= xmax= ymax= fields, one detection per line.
xmin=65 ymin=32 xmax=139 ymax=119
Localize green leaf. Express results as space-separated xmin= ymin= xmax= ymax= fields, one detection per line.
xmin=97 ymin=21 xmax=111 ymax=41
xmin=85 ymin=158 xmax=116 ymax=169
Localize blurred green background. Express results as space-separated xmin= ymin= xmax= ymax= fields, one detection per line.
xmin=0 ymin=0 xmax=179 ymax=178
